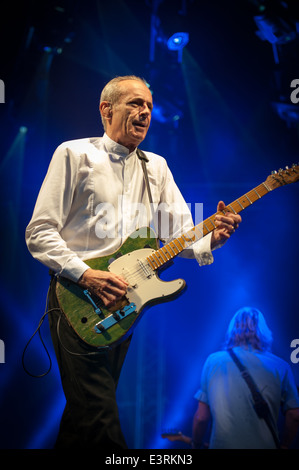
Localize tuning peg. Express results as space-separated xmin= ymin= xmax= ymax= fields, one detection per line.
xmin=271 ymin=170 xmax=278 ymax=175
xmin=285 ymin=166 xmax=289 ymax=169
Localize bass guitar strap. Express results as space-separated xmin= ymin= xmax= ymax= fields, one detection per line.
xmin=228 ymin=348 xmax=280 ymax=448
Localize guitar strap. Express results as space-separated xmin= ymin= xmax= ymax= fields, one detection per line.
xmin=228 ymin=348 xmax=280 ymax=448
xmin=136 ymin=148 xmax=165 ymax=243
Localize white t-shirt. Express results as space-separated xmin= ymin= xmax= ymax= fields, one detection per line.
xmin=195 ymin=346 xmax=299 ymax=449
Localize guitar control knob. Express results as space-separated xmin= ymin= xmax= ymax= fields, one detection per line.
xmin=95 ymin=322 xmax=105 ymax=332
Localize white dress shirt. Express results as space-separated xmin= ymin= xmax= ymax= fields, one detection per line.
xmin=26 ymin=133 xmax=213 ymax=282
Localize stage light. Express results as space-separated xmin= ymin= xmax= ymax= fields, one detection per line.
xmin=167 ymin=32 xmax=189 ymax=51
xmin=19 ymin=126 xmax=28 ymax=134
xmin=151 ymin=99 xmax=182 ymax=125
xmin=43 ymin=46 xmax=63 ymax=55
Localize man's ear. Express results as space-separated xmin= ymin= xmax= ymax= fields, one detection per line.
xmin=99 ymin=101 xmax=112 ymax=122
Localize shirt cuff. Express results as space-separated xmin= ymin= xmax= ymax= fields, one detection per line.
xmin=192 ymin=232 xmax=214 ymax=266
xmin=58 ymin=257 xmax=91 ymax=283
xmin=194 ymin=389 xmax=208 ymax=404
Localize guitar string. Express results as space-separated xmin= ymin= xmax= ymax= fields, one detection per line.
xmin=123 ymin=266 xmax=150 ymax=285
xmin=122 ymin=187 xmax=261 ymax=280
xmin=121 ymin=261 xmax=154 ymax=286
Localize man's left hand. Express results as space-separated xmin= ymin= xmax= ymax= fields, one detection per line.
xmin=211 ymin=200 xmax=242 ymax=250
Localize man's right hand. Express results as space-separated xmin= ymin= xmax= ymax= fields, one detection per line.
xmin=78 ymin=268 xmax=128 ymax=308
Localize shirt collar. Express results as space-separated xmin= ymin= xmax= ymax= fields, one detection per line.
xmin=102 ymin=133 xmax=137 ymax=159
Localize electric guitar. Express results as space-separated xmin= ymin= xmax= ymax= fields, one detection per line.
xmin=56 ymin=165 xmax=299 ymax=349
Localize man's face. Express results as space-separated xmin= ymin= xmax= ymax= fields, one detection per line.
xmin=106 ymin=80 xmax=153 ymax=152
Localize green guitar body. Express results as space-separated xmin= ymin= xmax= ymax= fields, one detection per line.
xmin=56 ymin=227 xmax=185 ymax=348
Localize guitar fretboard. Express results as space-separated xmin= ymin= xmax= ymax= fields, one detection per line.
xmin=146 ymin=181 xmax=272 ymax=270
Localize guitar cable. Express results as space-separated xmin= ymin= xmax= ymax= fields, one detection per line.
xmin=22 ymin=285 xmax=59 ymax=378
xmin=22 ymin=286 xmax=107 ymax=378
xmin=55 ymin=314 xmax=109 ymax=357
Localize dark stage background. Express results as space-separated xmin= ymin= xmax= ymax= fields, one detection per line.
xmin=0 ymin=0 xmax=298 ymax=450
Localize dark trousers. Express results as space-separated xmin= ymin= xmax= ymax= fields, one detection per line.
xmin=48 ymin=276 xmax=132 ymax=449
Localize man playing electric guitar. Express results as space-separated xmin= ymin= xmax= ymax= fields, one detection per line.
xmin=26 ymin=75 xmax=241 ymax=449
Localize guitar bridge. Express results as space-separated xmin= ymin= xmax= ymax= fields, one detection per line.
xmin=94 ymin=302 xmax=137 ymax=334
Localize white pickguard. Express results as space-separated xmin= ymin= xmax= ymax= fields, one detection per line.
xmin=108 ymin=248 xmax=185 ymax=311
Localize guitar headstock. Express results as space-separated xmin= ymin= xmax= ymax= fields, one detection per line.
xmin=266 ymin=164 xmax=299 ymax=190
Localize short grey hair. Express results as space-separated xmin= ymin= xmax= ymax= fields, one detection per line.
xmin=100 ymin=75 xmax=149 ymax=130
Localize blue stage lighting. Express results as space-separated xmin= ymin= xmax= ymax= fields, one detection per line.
xmin=43 ymin=46 xmax=63 ymax=55
xmin=254 ymin=15 xmax=296 ymax=44
xmin=167 ymin=32 xmax=189 ymax=51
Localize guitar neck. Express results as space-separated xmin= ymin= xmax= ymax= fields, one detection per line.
xmin=146 ymin=180 xmax=272 ymax=270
